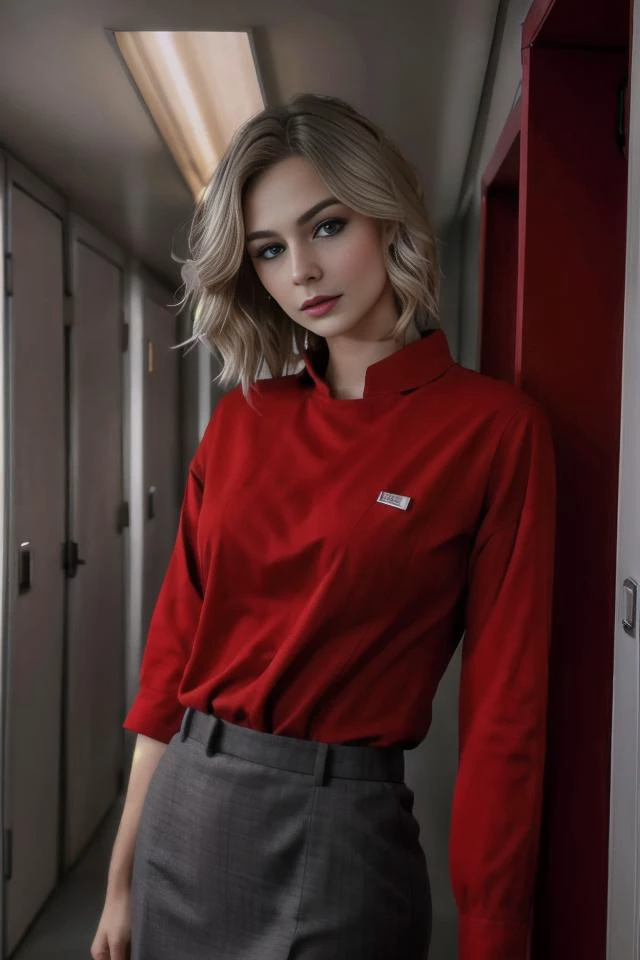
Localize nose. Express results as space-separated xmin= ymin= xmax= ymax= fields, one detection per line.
xmin=289 ymin=243 xmax=322 ymax=285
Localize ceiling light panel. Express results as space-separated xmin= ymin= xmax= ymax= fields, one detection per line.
xmin=115 ymin=31 xmax=264 ymax=200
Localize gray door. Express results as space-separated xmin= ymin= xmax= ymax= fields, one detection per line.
xmin=64 ymin=218 xmax=125 ymax=869
xmin=142 ymin=296 xmax=180 ymax=636
xmin=608 ymin=6 xmax=640 ymax=957
xmin=3 ymin=162 xmax=66 ymax=955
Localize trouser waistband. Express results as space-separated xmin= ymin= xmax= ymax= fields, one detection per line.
xmin=178 ymin=708 xmax=405 ymax=787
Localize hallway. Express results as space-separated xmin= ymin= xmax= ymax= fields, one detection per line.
xmin=11 ymin=801 xmax=122 ymax=960
xmin=0 ymin=0 xmax=638 ymax=958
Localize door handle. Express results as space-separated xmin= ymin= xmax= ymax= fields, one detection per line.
xmin=18 ymin=542 xmax=31 ymax=594
xmin=622 ymin=577 xmax=637 ymax=636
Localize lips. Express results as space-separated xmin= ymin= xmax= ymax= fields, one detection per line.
xmin=301 ymin=295 xmax=340 ymax=310
xmin=301 ymin=295 xmax=342 ymax=318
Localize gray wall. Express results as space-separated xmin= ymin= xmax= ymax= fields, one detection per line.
xmin=456 ymin=0 xmax=534 ymax=371
xmin=179 ymin=310 xmax=201 ymax=479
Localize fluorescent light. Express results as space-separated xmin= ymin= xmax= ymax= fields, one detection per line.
xmin=115 ymin=31 xmax=264 ymax=200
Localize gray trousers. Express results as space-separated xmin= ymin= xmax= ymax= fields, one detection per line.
xmin=131 ymin=708 xmax=432 ymax=959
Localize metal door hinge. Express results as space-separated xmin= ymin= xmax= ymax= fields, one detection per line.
xmin=4 ymin=829 xmax=12 ymax=880
xmin=62 ymin=539 xmax=86 ymax=578
xmin=4 ymin=252 xmax=13 ymax=297
xmin=122 ymin=322 xmax=129 ymax=353
xmin=116 ymin=501 xmax=130 ymax=533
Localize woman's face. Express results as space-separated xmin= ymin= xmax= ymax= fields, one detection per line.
xmin=243 ymin=155 xmax=399 ymax=344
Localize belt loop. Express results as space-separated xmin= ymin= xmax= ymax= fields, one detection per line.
xmin=179 ymin=707 xmax=194 ymax=742
xmin=313 ymin=742 xmax=329 ymax=786
xmin=205 ymin=716 xmax=221 ymax=757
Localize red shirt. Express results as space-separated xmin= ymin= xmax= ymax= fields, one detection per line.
xmin=124 ymin=328 xmax=556 ymax=960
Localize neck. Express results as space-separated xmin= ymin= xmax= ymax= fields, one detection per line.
xmin=324 ymin=319 xmax=421 ymax=400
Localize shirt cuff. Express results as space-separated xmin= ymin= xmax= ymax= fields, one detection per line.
xmin=123 ymin=686 xmax=186 ymax=744
xmin=459 ymin=913 xmax=530 ymax=960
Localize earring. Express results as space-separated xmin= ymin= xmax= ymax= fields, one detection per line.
xmin=304 ymin=329 xmax=309 ymax=351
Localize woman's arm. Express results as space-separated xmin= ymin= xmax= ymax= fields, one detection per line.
xmin=122 ymin=394 xmax=230 ymax=743
xmin=449 ymin=400 xmax=557 ymax=960
xmin=122 ymin=459 xmax=205 ymax=743
xmin=90 ymin=735 xmax=167 ymax=960
xmin=106 ymin=735 xmax=167 ymax=894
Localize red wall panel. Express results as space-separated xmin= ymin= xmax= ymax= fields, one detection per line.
xmin=519 ymin=43 xmax=628 ymax=960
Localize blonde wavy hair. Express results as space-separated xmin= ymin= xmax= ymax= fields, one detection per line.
xmin=178 ymin=92 xmax=441 ymax=398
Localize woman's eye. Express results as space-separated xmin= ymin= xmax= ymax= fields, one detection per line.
xmin=315 ymin=218 xmax=346 ymax=238
xmin=256 ymin=243 xmax=283 ymax=261
xmin=253 ymin=219 xmax=346 ymax=260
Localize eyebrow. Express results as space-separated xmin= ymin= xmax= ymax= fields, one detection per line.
xmin=245 ymin=196 xmax=341 ymax=243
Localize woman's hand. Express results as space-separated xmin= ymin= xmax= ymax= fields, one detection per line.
xmin=90 ymin=734 xmax=167 ymax=959
xmin=90 ymin=886 xmax=131 ymax=960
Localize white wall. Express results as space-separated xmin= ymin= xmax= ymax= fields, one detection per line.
xmin=179 ymin=310 xmax=201 ymax=479
xmin=123 ymin=266 xmax=145 ymax=734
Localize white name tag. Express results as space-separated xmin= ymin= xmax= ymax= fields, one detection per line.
xmin=376 ymin=491 xmax=412 ymax=511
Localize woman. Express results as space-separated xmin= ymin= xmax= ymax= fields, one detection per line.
xmin=91 ymin=93 xmax=556 ymax=960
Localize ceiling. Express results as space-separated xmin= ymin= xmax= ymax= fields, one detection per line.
xmin=0 ymin=0 xmax=501 ymax=287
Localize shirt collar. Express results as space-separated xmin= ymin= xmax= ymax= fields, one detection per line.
xmin=298 ymin=329 xmax=455 ymax=399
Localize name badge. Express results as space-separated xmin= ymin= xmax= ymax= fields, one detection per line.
xmin=377 ymin=491 xmax=412 ymax=511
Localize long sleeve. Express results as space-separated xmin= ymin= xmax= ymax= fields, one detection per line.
xmin=450 ymin=401 xmax=557 ymax=960
xmin=123 ymin=455 xmax=205 ymax=743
